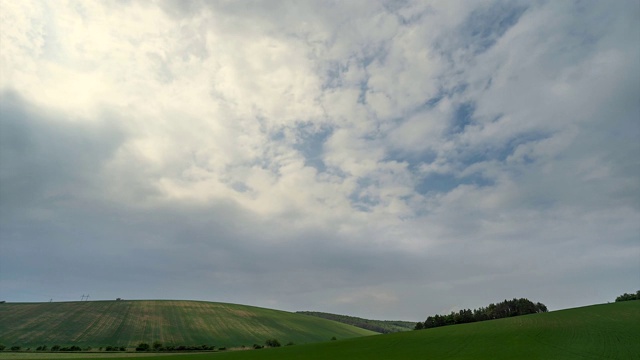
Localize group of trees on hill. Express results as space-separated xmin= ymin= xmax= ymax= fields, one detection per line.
xmin=135 ymin=342 xmax=216 ymax=352
xmin=615 ymin=291 xmax=639 ymax=302
xmin=414 ymin=298 xmax=547 ymax=330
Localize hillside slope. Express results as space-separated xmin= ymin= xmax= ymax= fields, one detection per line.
xmin=150 ymin=301 xmax=638 ymax=360
xmin=0 ymin=300 xmax=376 ymax=348
xmin=296 ymin=311 xmax=415 ymax=333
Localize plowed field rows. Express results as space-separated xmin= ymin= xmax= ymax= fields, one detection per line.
xmin=0 ymin=300 xmax=376 ymax=348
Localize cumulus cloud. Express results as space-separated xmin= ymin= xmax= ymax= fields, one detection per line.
xmin=1 ymin=0 xmax=638 ymax=320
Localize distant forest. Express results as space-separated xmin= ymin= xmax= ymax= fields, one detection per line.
xmin=414 ymin=298 xmax=547 ymax=330
xmin=297 ymin=312 xmax=415 ymax=333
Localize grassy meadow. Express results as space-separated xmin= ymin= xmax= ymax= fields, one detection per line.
xmin=2 ymin=301 xmax=637 ymax=360
xmin=0 ymin=300 xmax=375 ymax=349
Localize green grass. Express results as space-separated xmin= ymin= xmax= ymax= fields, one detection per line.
xmin=0 ymin=300 xmax=375 ymax=349
xmin=3 ymin=301 xmax=638 ymax=360
xmin=5 ymin=301 xmax=635 ymax=360
xmin=216 ymin=301 xmax=640 ymax=360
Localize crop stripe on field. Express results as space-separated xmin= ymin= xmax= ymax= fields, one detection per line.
xmin=73 ymin=302 xmax=110 ymax=343
xmin=111 ymin=301 xmax=134 ymax=345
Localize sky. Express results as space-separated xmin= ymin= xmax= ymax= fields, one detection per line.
xmin=0 ymin=0 xmax=638 ymax=321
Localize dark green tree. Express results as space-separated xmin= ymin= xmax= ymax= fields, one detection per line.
xmin=265 ymin=339 xmax=281 ymax=347
xmin=536 ymin=302 xmax=548 ymax=313
xmin=417 ymin=298 xmax=548 ymax=330
xmin=136 ymin=343 xmax=150 ymax=352
xmin=615 ymin=292 xmax=639 ymax=302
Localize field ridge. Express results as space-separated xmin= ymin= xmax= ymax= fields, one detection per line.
xmin=0 ymin=300 xmax=376 ymax=348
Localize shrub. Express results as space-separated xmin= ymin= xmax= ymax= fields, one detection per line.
xmin=253 ymin=344 xmax=264 ymax=349
xmin=60 ymin=345 xmax=81 ymax=351
xmin=137 ymin=344 xmax=221 ymax=352
xmin=36 ymin=345 xmax=48 ymax=351
xmin=286 ymin=341 xmax=295 ymax=346
xmin=10 ymin=346 xmax=21 ymax=351
xmin=0 ymin=344 xmax=5 ymax=351
xmin=265 ymin=338 xmax=281 ymax=347
xmin=51 ymin=345 xmax=61 ymax=351
xmin=136 ymin=343 xmax=150 ymax=351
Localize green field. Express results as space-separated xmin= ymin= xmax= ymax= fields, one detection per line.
xmin=215 ymin=301 xmax=640 ymax=359
xmin=0 ymin=301 xmax=640 ymax=360
xmin=2 ymin=301 xmax=637 ymax=360
xmin=0 ymin=300 xmax=375 ymax=349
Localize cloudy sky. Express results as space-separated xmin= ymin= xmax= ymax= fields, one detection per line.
xmin=1 ymin=0 xmax=638 ymax=321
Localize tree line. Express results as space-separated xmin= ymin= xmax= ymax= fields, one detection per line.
xmin=0 ymin=338 xmax=294 ymax=354
xmin=414 ymin=298 xmax=548 ymax=330
xmin=615 ymin=290 xmax=639 ymax=302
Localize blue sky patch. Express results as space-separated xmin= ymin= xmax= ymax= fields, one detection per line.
xmin=415 ymin=172 xmax=494 ymax=195
xmin=461 ymin=2 xmax=528 ymax=54
xmin=449 ymin=102 xmax=476 ymax=135
xmin=292 ymin=124 xmax=333 ymax=173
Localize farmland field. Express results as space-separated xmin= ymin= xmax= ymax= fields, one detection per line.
xmin=2 ymin=301 xmax=636 ymax=360
xmin=0 ymin=300 xmax=375 ymax=348
xmin=211 ymin=301 xmax=640 ymax=360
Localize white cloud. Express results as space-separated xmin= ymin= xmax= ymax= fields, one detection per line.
xmin=1 ymin=0 xmax=638 ymax=320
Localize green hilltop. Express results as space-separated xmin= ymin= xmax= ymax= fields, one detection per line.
xmin=0 ymin=300 xmax=376 ymax=348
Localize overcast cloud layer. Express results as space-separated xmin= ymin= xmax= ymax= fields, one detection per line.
xmin=1 ymin=0 xmax=639 ymax=320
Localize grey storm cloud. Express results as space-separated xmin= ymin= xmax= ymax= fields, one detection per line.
xmin=1 ymin=0 xmax=638 ymax=320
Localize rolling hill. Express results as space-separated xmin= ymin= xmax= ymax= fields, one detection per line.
xmin=296 ymin=311 xmax=415 ymax=333
xmin=22 ymin=300 xmax=633 ymax=360
xmin=0 ymin=300 xmax=376 ymax=348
